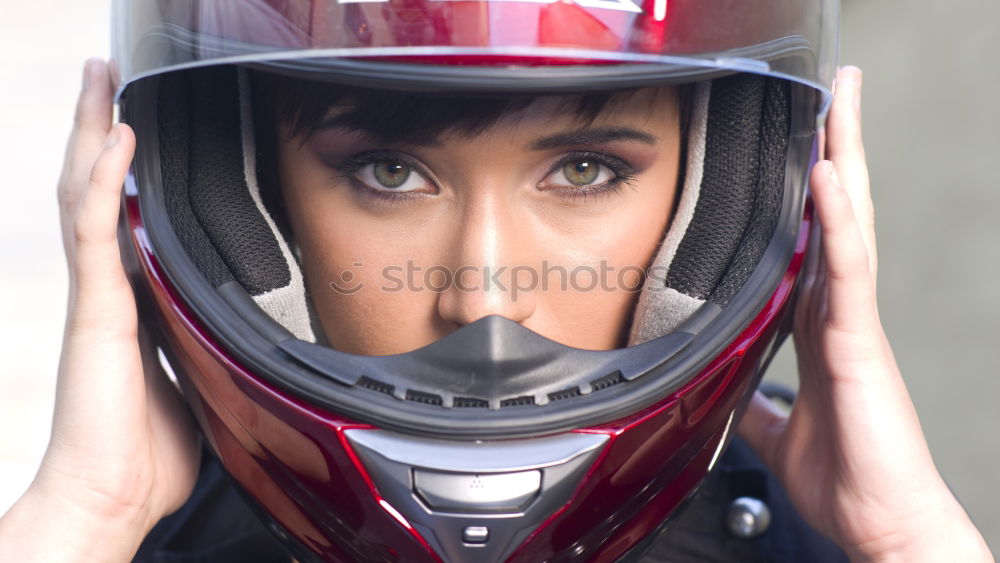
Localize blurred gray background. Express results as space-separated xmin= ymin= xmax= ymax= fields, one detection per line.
xmin=0 ymin=0 xmax=996 ymax=554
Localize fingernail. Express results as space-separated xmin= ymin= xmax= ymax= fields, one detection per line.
xmin=105 ymin=125 xmax=121 ymax=149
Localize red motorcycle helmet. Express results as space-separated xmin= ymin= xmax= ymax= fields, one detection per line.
xmin=113 ymin=1 xmax=837 ymax=560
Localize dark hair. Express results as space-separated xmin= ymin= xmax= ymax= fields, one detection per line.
xmin=250 ymin=70 xmax=686 ymax=145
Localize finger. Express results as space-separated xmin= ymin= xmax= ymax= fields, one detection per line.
xmin=802 ymin=207 xmax=823 ymax=296
xmin=69 ymin=124 xmax=137 ymax=334
xmin=59 ymin=59 xmax=115 ymax=247
xmin=827 ymin=67 xmax=867 ymax=195
xmin=736 ymin=391 xmax=788 ymax=471
xmin=810 ymin=160 xmax=877 ymax=334
xmin=826 ymin=66 xmax=876 ymax=281
xmin=793 ymin=211 xmax=825 ymax=350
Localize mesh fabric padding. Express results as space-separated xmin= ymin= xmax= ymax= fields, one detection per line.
xmin=158 ymin=66 xmax=316 ymax=341
xmin=630 ymin=74 xmax=791 ymax=344
xmin=160 ymin=66 xmax=292 ymax=297
xmin=710 ymin=78 xmax=790 ymax=305
xmin=158 ymin=72 xmax=234 ymax=289
xmin=666 ymin=74 xmax=767 ymax=302
xmin=188 ymin=68 xmax=292 ymax=295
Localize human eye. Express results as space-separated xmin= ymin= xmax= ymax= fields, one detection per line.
xmin=335 ymin=151 xmax=436 ymax=198
xmin=538 ymin=151 xmax=636 ymax=198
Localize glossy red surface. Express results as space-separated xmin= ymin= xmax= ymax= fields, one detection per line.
xmin=123 ymin=172 xmax=811 ymax=561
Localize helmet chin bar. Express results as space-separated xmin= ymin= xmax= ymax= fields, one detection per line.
xmin=217 ymin=275 xmax=721 ymax=410
xmin=275 ymin=306 xmax=718 ymax=411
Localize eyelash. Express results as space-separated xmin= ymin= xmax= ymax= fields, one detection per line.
xmin=329 ymin=149 xmax=637 ymax=203
xmin=540 ymin=151 xmax=638 ymax=201
xmin=331 ymin=150 xmax=435 ymax=203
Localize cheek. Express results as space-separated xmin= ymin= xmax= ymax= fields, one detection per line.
xmin=526 ymin=166 xmax=677 ymax=348
xmin=533 ymin=222 xmax=669 ymax=348
xmin=294 ymin=215 xmax=449 ymax=355
xmin=278 ymin=156 xmax=447 ymax=354
xmin=541 ymin=166 xmax=676 ymax=273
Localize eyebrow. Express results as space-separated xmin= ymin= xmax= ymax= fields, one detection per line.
xmin=530 ymin=127 xmax=658 ymax=150
xmin=314 ymin=118 xmax=657 ymax=150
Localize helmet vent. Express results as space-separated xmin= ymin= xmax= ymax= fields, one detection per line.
xmin=357 ymin=376 xmax=395 ymax=396
xmin=454 ymin=397 xmax=489 ymax=408
xmin=500 ymin=395 xmax=536 ymax=408
xmin=405 ymin=389 xmax=444 ymax=406
xmin=548 ymin=387 xmax=582 ymax=402
xmin=590 ymin=371 xmax=625 ymax=392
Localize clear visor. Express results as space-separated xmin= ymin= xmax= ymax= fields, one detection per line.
xmin=113 ymin=0 xmax=837 ymax=106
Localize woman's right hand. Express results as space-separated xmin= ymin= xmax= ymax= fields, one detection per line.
xmin=0 ymin=59 xmax=200 ymax=561
xmin=738 ymin=67 xmax=992 ymax=561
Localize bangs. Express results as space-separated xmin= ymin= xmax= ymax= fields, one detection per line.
xmin=251 ymin=70 xmax=684 ymax=145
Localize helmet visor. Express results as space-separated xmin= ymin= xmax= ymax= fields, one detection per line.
xmin=114 ymin=0 xmax=838 ymax=104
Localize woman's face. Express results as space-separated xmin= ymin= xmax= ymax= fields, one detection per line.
xmin=278 ymin=88 xmax=682 ymax=355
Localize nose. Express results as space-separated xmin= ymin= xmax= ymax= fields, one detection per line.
xmin=436 ymin=191 xmax=537 ymax=327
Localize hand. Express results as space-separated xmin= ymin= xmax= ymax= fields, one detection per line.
xmin=738 ymin=67 xmax=992 ymax=561
xmin=0 ymin=59 xmax=200 ymax=561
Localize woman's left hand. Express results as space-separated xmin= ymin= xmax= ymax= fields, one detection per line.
xmin=738 ymin=66 xmax=992 ymax=562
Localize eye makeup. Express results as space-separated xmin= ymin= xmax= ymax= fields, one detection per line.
xmin=537 ymin=150 xmax=638 ymax=201
xmin=329 ymin=149 xmax=439 ymax=203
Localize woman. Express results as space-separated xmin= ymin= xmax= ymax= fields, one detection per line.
xmin=0 ymin=0 xmax=992 ymax=560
